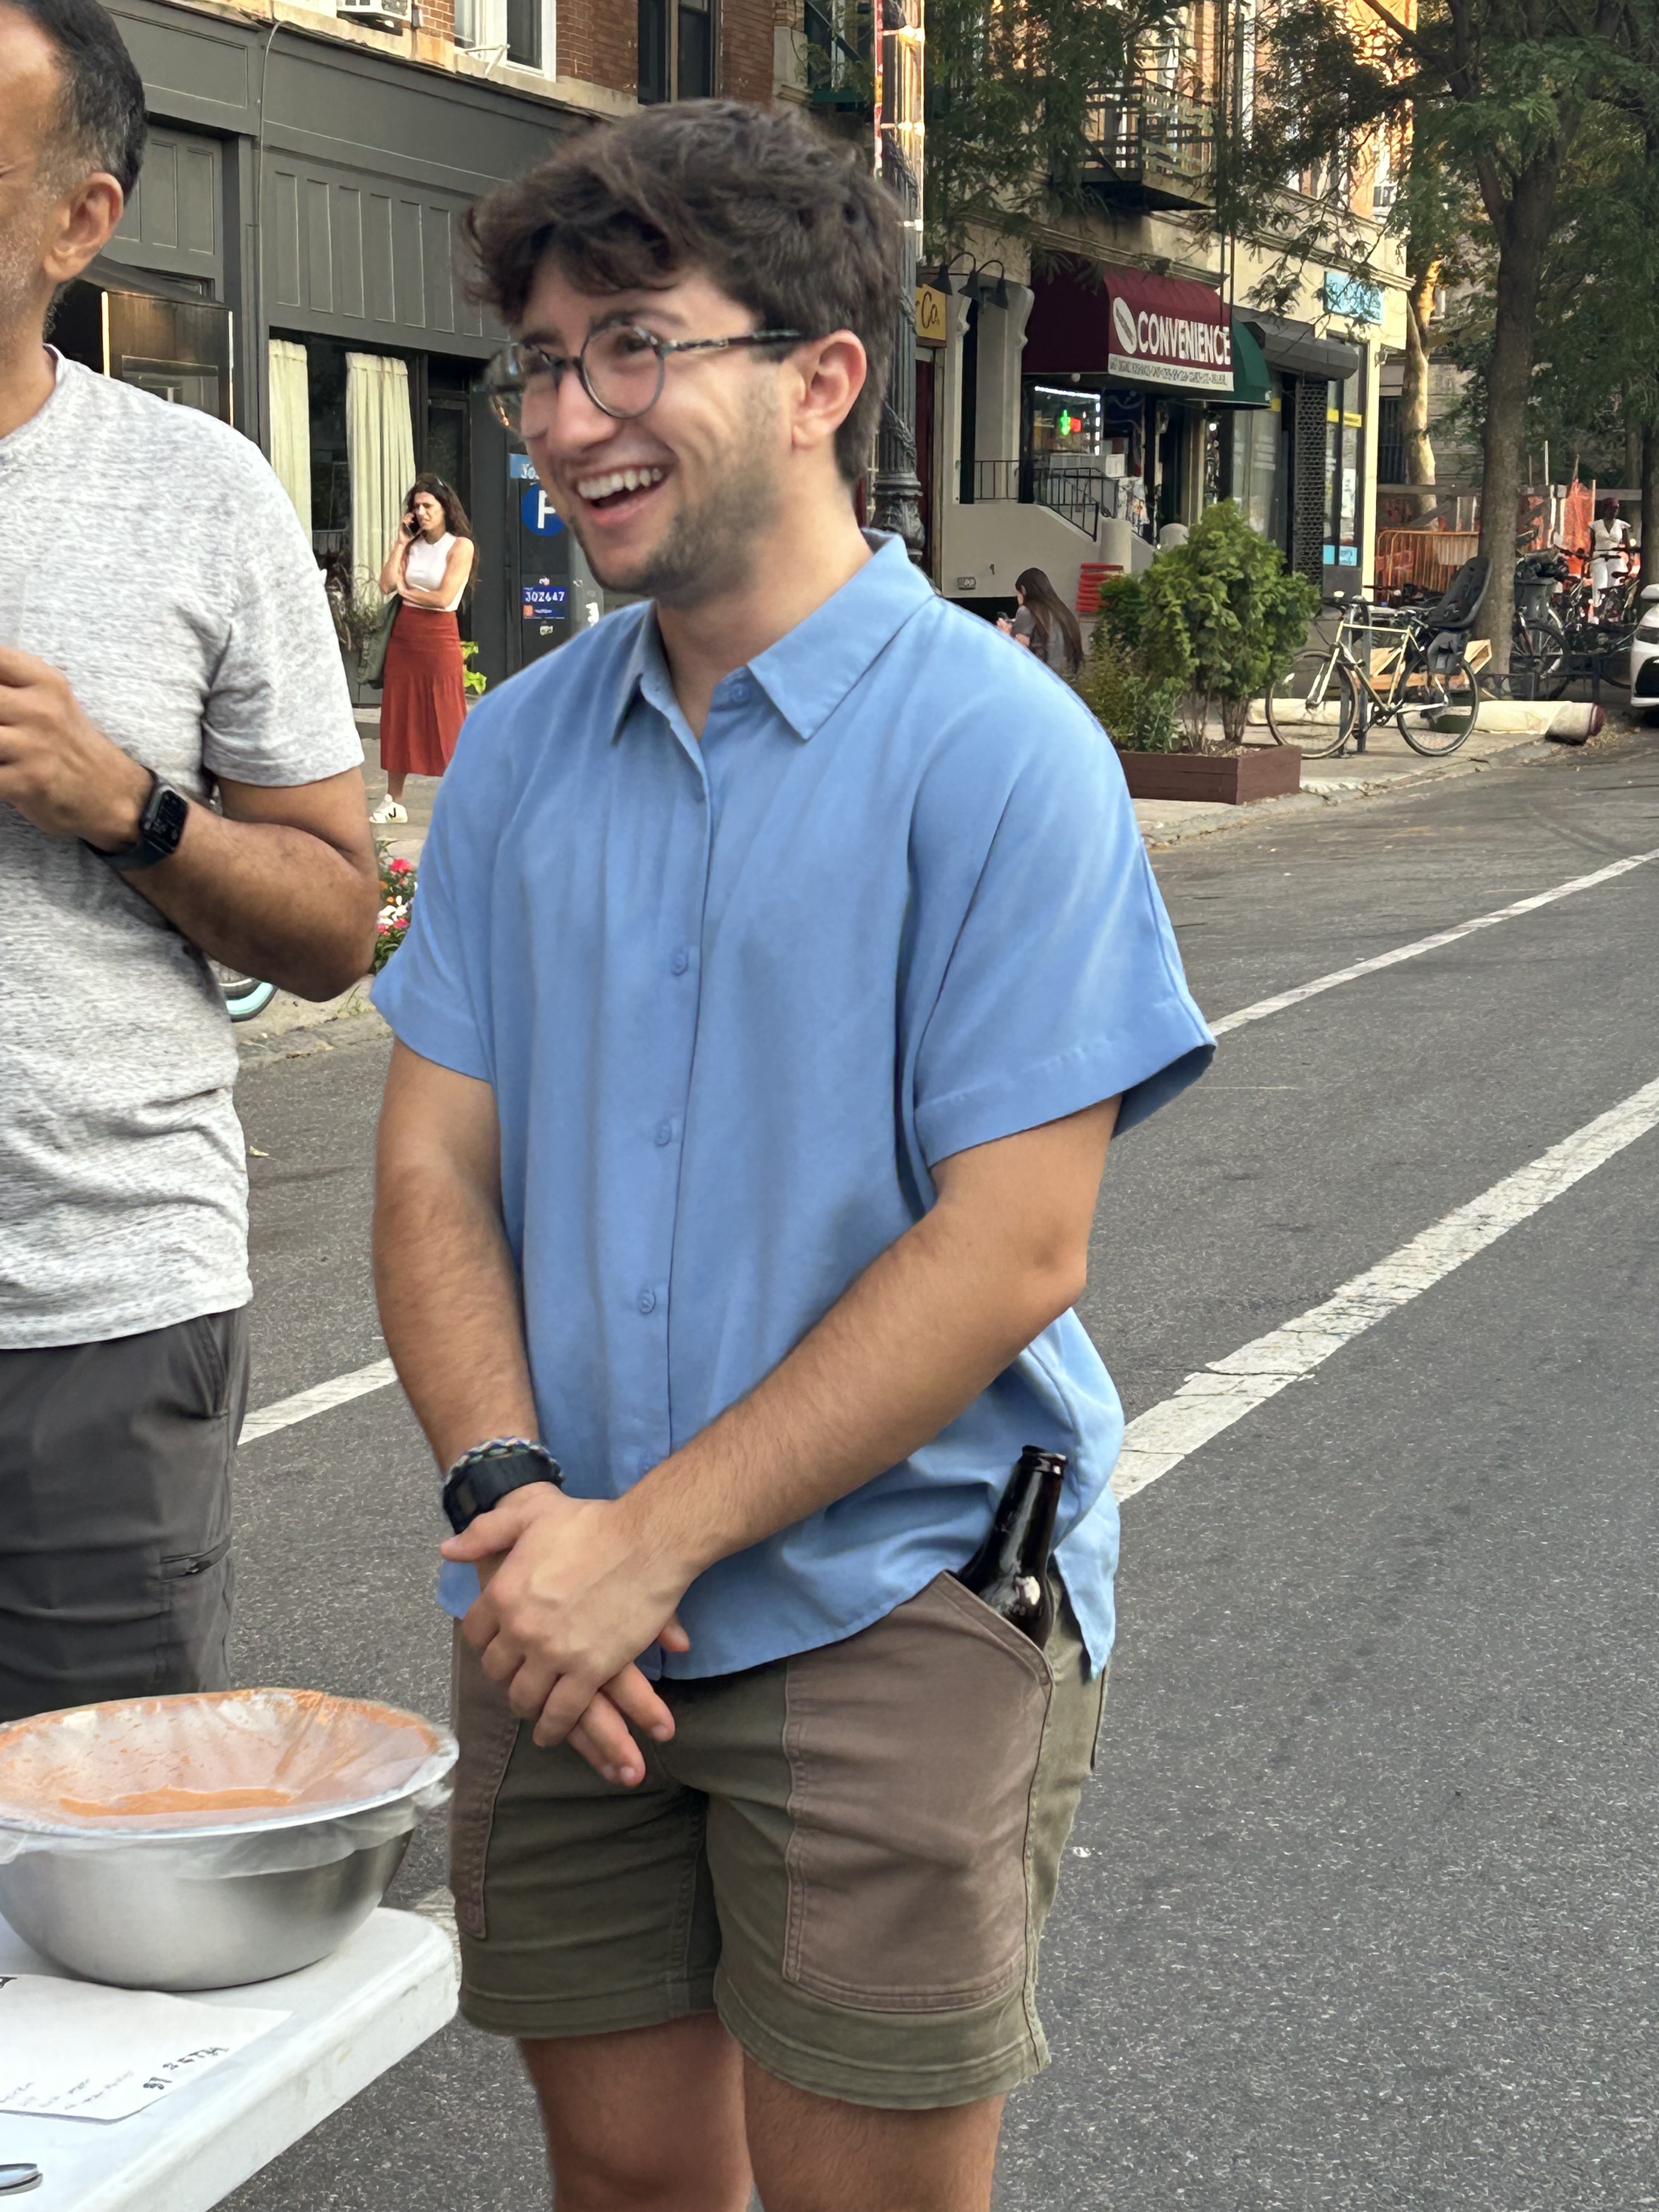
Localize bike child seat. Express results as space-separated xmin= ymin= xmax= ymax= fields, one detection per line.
xmin=1412 ymin=555 xmax=1490 ymax=633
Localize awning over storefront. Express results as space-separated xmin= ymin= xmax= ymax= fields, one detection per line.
xmin=1229 ymin=319 xmax=1272 ymax=407
xmin=1025 ymin=263 xmax=1234 ymax=393
xmin=1240 ymin=312 xmax=1361 ymax=383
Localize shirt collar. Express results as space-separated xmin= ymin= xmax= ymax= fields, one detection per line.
xmin=609 ymin=533 xmax=933 ymax=743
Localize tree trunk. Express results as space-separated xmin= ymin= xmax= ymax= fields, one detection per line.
xmin=1642 ymin=424 xmax=1659 ymax=598
xmin=1475 ymin=155 xmax=1561 ymax=673
xmin=1402 ymin=261 xmax=1440 ymax=521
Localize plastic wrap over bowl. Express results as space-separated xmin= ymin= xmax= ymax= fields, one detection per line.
xmin=0 ymin=1689 xmax=456 ymax=1990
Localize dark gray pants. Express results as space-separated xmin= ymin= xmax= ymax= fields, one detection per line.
xmin=0 ymin=1310 xmax=250 ymax=1723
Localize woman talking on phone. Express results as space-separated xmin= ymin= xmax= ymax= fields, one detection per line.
xmin=371 ymin=475 xmax=476 ymax=825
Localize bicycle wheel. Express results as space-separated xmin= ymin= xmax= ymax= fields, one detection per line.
xmin=1397 ymin=651 xmax=1479 ymax=755
xmin=1510 ymin=616 xmax=1567 ymax=701
xmin=1263 ymin=648 xmax=1354 ymax=757
xmin=213 ymin=963 xmax=278 ymax=1023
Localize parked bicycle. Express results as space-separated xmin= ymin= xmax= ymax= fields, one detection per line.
xmin=1510 ymin=550 xmax=1571 ymax=700
xmin=212 ymin=963 xmax=278 ymax=1023
xmin=1510 ymin=548 xmax=1637 ymax=700
xmin=1265 ymin=557 xmax=1489 ymax=759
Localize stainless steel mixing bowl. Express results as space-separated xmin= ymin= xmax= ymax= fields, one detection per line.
xmin=0 ymin=1689 xmax=456 ymax=1991
xmin=0 ymin=1827 xmax=412 ymax=1991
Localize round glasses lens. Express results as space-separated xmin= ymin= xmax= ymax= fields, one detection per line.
xmin=584 ymin=326 xmax=664 ymax=417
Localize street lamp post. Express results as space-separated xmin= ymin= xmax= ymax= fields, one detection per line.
xmin=870 ymin=0 xmax=926 ymax=561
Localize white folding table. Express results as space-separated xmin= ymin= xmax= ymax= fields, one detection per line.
xmin=0 ymin=1905 xmax=457 ymax=2209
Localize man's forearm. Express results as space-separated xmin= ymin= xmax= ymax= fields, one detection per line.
xmin=374 ymin=1154 xmax=539 ymax=1475
xmin=117 ymin=799 xmax=376 ymax=999
xmin=623 ymin=1099 xmax=1120 ymax=1590
xmin=626 ymin=1208 xmax=1066 ymax=1585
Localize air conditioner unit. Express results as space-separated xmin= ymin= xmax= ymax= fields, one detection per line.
xmin=338 ymin=0 xmax=413 ymax=31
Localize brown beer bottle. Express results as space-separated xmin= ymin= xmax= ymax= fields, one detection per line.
xmin=954 ymin=1447 xmax=1067 ymax=1646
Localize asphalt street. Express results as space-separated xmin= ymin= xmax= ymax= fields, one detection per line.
xmin=223 ymin=729 xmax=1659 ymax=2211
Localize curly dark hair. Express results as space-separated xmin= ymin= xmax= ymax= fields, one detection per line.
xmin=461 ymin=100 xmax=899 ymax=484
xmin=404 ymin=471 xmax=474 ymax=541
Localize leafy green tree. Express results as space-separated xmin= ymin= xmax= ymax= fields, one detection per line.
xmin=1517 ymin=108 xmax=1659 ymax=582
xmin=1212 ymin=0 xmax=1659 ymax=666
xmin=922 ymin=0 xmax=1186 ymax=254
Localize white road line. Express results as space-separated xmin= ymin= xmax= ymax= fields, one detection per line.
xmin=238 ymin=850 xmax=1659 ymax=1448
xmin=1111 ymin=1074 xmax=1659 ymax=1503
xmin=1211 ymin=845 xmax=1659 ymax=1038
xmin=239 ymin=1356 xmax=399 ymax=1443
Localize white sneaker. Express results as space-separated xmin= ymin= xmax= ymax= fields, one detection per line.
xmin=370 ymin=797 xmax=408 ymax=824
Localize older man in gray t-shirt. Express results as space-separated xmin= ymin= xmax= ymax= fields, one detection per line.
xmin=0 ymin=0 xmax=377 ymax=1718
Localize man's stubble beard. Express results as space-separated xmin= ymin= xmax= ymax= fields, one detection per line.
xmin=0 ymin=225 xmax=41 ymax=352
xmin=569 ymin=396 xmax=783 ymax=608
xmin=0 ymin=174 xmax=61 ymax=359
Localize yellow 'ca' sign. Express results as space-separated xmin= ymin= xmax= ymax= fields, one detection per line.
xmin=916 ymin=284 xmax=947 ymax=346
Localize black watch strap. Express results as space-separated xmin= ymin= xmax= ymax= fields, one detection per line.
xmin=442 ymin=1440 xmax=563 ymax=1534
xmin=95 ymin=773 xmax=191 ymax=872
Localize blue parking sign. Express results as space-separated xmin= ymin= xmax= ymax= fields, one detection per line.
xmin=521 ymin=487 xmax=565 ymax=536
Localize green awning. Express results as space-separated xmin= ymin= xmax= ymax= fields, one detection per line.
xmin=1231 ymin=319 xmax=1272 ymax=407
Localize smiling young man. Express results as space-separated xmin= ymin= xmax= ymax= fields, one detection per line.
xmin=371 ymin=101 xmax=1212 ymax=2212
xmin=0 ymin=0 xmax=377 ymax=1722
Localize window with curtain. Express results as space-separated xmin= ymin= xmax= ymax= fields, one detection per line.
xmin=345 ymin=351 xmax=416 ymax=610
xmin=268 ymin=338 xmax=312 ymax=538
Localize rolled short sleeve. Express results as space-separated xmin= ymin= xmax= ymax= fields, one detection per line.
xmin=201 ymin=454 xmax=362 ymax=788
xmin=911 ymin=716 xmax=1213 ymax=1166
xmin=370 ymin=723 xmax=501 ymax=1085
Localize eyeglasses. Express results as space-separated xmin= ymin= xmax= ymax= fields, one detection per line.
xmin=486 ymin=320 xmax=804 ymax=431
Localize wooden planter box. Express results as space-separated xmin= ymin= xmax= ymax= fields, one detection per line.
xmin=1114 ymin=744 xmax=1302 ymax=806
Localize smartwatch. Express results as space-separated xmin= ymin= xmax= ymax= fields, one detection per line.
xmin=95 ymin=772 xmax=191 ymax=872
xmin=442 ymin=1437 xmax=564 ymax=1534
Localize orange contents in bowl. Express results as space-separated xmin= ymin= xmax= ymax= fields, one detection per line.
xmin=57 ymin=1786 xmax=297 ymax=1818
xmin=0 ymin=1688 xmax=449 ymax=1833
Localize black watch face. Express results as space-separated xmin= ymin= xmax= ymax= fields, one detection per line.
xmin=148 ymin=783 xmax=191 ymax=854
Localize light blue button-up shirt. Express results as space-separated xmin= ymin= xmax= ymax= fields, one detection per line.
xmin=374 ymin=536 xmax=1212 ymax=1676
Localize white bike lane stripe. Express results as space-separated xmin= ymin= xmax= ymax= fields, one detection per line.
xmin=1111 ymin=1074 xmax=1659 ymax=1502
xmin=240 ymin=1357 xmax=398 ymax=1443
xmin=1210 ymin=844 xmax=1659 ymax=1038
xmin=238 ymin=849 xmax=1659 ymax=1448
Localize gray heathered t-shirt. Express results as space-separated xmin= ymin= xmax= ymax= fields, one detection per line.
xmin=0 ymin=357 xmax=363 ymax=1349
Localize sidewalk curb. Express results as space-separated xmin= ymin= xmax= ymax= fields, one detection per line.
xmin=237 ymin=1004 xmax=390 ymax=1070
xmin=1139 ymin=738 xmax=1560 ymax=852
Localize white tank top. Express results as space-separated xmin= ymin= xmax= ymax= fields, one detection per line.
xmin=404 ymin=530 xmax=464 ymax=610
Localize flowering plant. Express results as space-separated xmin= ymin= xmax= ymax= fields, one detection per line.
xmin=373 ymin=847 xmax=417 ymax=973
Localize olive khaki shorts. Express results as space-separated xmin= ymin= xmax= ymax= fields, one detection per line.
xmin=449 ymin=1572 xmax=1106 ymax=2109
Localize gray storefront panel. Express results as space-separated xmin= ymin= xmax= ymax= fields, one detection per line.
xmin=104 ymin=125 xmax=224 ymax=291
xmin=263 ymin=154 xmax=492 ymax=356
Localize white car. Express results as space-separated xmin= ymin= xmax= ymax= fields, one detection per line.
xmin=1631 ymin=584 xmax=1659 ymax=718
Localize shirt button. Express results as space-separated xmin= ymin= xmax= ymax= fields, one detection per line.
xmin=670 ymin=949 xmax=689 ymax=976
xmin=637 ymin=1289 xmax=657 ymax=1315
xmin=728 ymin=679 xmax=751 ymax=704
xmin=654 ymin=1121 xmax=673 ymax=1147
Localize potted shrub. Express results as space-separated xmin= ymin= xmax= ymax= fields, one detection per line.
xmin=1084 ymin=503 xmax=1318 ymax=804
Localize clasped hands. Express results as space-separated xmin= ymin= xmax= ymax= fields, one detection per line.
xmin=443 ymin=1485 xmax=692 ymax=1788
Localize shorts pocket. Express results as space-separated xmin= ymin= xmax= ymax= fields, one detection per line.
xmin=781 ymin=1572 xmax=1053 ymax=2014
xmin=449 ymin=1628 xmax=523 ymax=1943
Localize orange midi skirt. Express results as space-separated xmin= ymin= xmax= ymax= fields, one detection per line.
xmin=380 ymin=603 xmax=466 ymax=780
